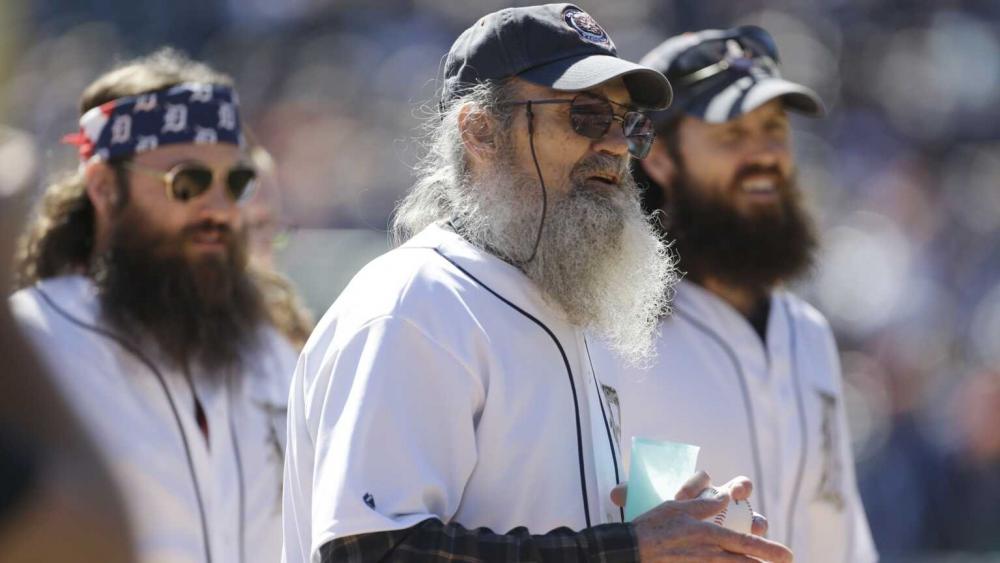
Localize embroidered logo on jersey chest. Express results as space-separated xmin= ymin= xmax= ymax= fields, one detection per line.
xmin=601 ymin=384 xmax=622 ymax=452
xmin=815 ymin=390 xmax=845 ymax=510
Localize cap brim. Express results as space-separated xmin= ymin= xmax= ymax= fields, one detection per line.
xmin=519 ymin=54 xmax=673 ymax=110
xmin=742 ymin=77 xmax=825 ymax=118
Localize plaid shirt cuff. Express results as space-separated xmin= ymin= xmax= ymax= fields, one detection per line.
xmin=319 ymin=518 xmax=638 ymax=562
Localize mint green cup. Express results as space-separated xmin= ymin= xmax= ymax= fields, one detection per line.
xmin=624 ymin=438 xmax=700 ymax=521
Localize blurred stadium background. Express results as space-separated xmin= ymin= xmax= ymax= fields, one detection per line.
xmin=2 ymin=0 xmax=999 ymax=560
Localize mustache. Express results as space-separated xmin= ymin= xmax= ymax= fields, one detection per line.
xmin=182 ymin=220 xmax=234 ymax=239
xmin=572 ymin=153 xmax=631 ymax=184
xmin=732 ymin=163 xmax=787 ymax=185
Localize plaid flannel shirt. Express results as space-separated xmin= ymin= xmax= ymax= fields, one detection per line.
xmin=319 ymin=517 xmax=638 ymax=562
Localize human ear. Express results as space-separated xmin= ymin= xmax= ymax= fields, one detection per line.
xmin=83 ymin=162 xmax=120 ymax=221
xmin=458 ymin=103 xmax=500 ymax=164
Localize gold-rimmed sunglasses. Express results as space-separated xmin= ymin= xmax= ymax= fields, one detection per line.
xmin=122 ymin=161 xmax=258 ymax=203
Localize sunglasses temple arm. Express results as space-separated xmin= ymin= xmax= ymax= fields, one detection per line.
xmin=519 ymin=101 xmax=546 ymax=265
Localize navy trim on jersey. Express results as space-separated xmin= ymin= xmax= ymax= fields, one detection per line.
xmin=673 ymin=306 xmax=768 ymax=517
xmin=227 ymin=389 xmax=247 ymax=563
xmin=430 ymin=247 xmax=594 ymax=529
xmin=34 ymin=286 xmax=221 ymax=563
xmin=781 ymin=297 xmax=810 ymax=546
xmin=584 ymin=336 xmax=626 ymax=522
xmin=675 ymin=295 xmax=811 ymax=546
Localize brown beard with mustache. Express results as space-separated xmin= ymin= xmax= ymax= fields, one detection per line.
xmin=94 ymin=207 xmax=266 ymax=377
xmin=665 ymin=161 xmax=818 ymax=292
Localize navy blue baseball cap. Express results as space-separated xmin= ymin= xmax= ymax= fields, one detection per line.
xmin=640 ymin=25 xmax=824 ymax=123
xmin=442 ymin=3 xmax=673 ymax=110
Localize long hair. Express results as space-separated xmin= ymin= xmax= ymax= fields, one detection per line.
xmin=389 ymin=79 xmax=518 ymax=246
xmin=14 ymin=48 xmax=233 ymax=289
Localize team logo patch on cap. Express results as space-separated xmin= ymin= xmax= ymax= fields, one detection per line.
xmin=562 ymin=7 xmax=613 ymax=49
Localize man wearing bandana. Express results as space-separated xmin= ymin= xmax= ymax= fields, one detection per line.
xmin=9 ymin=49 xmax=296 ymax=563
xmin=589 ymin=27 xmax=878 ymax=562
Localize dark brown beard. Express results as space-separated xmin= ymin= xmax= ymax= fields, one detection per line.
xmin=94 ymin=208 xmax=265 ymax=376
xmin=665 ymin=161 xmax=818 ymax=292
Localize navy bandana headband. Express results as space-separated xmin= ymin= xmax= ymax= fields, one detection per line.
xmin=63 ymin=82 xmax=243 ymax=163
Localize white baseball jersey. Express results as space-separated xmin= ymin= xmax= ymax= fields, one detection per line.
xmin=10 ymin=275 xmax=297 ymax=563
xmin=282 ymin=224 xmax=624 ymax=563
xmin=590 ymin=280 xmax=877 ymax=562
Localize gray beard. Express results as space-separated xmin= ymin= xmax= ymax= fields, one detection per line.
xmin=452 ymin=152 xmax=678 ymax=365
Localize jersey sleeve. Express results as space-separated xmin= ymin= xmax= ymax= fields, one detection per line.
xmin=306 ymin=314 xmax=487 ymax=552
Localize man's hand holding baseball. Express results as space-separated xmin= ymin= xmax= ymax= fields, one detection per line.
xmin=614 ymin=471 xmax=793 ymax=562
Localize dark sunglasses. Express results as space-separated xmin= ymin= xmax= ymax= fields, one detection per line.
xmin=508 ymin=93 xmax=656 ymax=159
xmin=671 ymin=26 xmax=780 ymax=87
xmin=123 ymin=161 xmax=258 ymax=203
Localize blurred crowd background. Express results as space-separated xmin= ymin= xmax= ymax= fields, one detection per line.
xmin=1 ymin=0 xmax=998 ymax=561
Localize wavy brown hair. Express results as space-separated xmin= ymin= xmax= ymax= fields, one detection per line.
xmin=13 ymin=49 xmax=317 ymax=352
xmin=14 ymin=48 xmax=233 ymax=288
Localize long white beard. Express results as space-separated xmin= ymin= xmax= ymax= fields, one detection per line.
xmin=453 ymin=153 xmax=677 ymax=365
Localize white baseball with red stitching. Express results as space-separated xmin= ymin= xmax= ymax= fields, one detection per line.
xmin=698 ymin=486 xmax=754 ymax=534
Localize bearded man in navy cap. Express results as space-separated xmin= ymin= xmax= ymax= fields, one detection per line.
xmin=589 ymin=26 xmax=878 ymax=563
xmin=283 ymin=5 xmax=792 ymax=563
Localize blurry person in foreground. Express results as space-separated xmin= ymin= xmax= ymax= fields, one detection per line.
xmin=588 ymin=26 xmax=877 ymax=562
xmin=9 ymin=50 xmax=297 ymax=563
xmin=0 ymin=125 xmax=134 ymax=562
xmin=283 ymin=4 xmax=791 ymax=562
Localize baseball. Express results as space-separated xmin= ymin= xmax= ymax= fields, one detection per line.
xmin=698 ymin=487 xmax=754 ymax=534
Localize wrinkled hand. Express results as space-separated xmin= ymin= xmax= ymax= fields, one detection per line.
xmin=612 ymin=472 xmax=792 ymax=562
xmin=679 ymin=473 xmax=768 ymax=537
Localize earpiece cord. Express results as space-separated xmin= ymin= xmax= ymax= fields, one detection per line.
xmin=521 ymin=101 xmax=547 ymax=265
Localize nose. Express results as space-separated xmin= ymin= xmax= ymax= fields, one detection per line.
xmin=744 ymin=134 xmax=789 ymax=170
xmin=591 ymin=121 xmax=630 ymax=158
xmin=194 ymin=174 xmax=240 ymax=225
